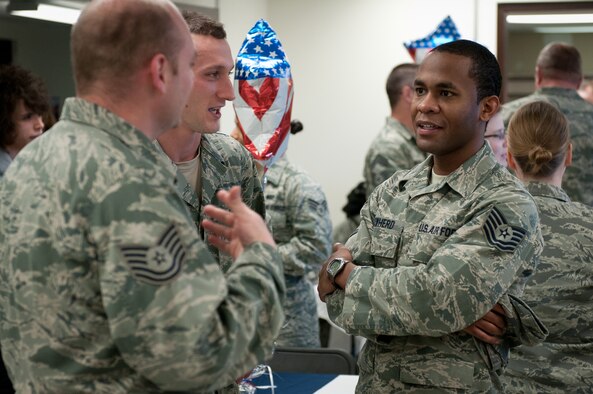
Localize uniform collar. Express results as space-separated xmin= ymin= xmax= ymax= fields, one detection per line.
xmin=535 ymin=87 xmax=581 ymax=101
xmin=386 ymin=116 xmax=415 ymax=141
xmin=61 ymin=98 xmax=174 ymax=178
xmin=525 ymin=181 xmax=570 ymax=203
xmin=396 ymin=143 xmax=497 ymax=198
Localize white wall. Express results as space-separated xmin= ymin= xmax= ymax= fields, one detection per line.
xmin=219 ymin=0 xmax=480 ymax=226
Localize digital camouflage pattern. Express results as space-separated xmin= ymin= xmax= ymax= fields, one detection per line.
xmin=265 ymin=156 xmax=332 ymax=347
xmin=364 ymin=117 xmax=426 ymax=197
xmin=0 ymin=98 xmax=285 ymax=393
xmin=155 ymin=133 xmax=266 ymax=273
xmin=326 ymin=144 xmax=544 ymax=393
xmin=503 ymin=182 xmax=593 ymax=393
xmin=501 ymin=87 xmax=593 ymax=206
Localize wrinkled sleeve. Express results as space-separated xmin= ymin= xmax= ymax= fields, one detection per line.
xmin=328 ymin=188 xmax=541 ymax=339
xmin=95 ymin=179 xmax=285 ymax=392
xmin=277 ymin=174 xmax=332 ymax=277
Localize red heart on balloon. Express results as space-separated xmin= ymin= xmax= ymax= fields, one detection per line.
xmin=238 ymin=78 xmax=279 ymax=120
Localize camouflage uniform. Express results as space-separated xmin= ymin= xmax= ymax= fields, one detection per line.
xmin=326 ymin=144 xmax=544 ymax=393
xmin=364 ymin=117 xmax=426 ymax=197
xmin=501 ymin=87 xmax=593 ymax=206
xmin=265 ymin=156 xmax=332 ymax=347
xmin=502 ymin=182 xmax=593 ymax=393
xmin=0 ymin=98 xmax=285 ymax=393
xmin=0 ymin=148 xmax=10 ymax=178
xmin=155 ymin=134 xmax=265 ymax=273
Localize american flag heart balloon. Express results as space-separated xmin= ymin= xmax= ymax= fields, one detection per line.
xmin=234 ymin=19 xmax=293 ymax=170
xmin=404 ymin=15 xmax=461 ymax=63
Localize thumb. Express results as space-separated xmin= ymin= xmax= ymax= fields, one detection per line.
xmin=217 ymin=186 xmax=243 ymax=212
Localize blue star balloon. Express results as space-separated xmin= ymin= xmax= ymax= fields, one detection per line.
xmin=404 ymin=15 xmax=461 ymax=63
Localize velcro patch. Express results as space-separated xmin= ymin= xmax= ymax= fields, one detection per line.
xmin=120 ymin=224 xmax=186 ymax=285
xmin=483 ymin=207 xmax=526 ymax=252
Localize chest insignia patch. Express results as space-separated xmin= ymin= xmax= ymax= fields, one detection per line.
xmin=120 ymin=224 xmax=186 ymax=285
xmin=483 ymin=207 xmax=526 ymax=252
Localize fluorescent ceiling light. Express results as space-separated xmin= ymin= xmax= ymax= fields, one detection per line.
xmin=11 ymin=3 xmax=80 ymax=24
xmin=534 ymin=26 xmax=593 ymax=34
xmin=507 ymin=13 xmax=593 ymax=24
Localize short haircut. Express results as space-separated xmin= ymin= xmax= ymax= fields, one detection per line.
xmin=432 ymin=39 xmax=501 ymax=103
xmin=71 ymin=0 xmax=186 ymax=96
xmin=181 ymin=10 xmax=226 ymax=38
xmin=536 ymin=42 xmax=582 ymax=85
xmin=0 ymin=65 xmax=49 ymax=148
xmin=386 ymin=63 xmax=418 ymax=108
xmin=507 ymin=101 xmax=570 ymax=178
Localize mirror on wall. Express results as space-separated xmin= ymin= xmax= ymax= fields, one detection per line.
xmin=497 ymin=2 xmax=593 ymax=103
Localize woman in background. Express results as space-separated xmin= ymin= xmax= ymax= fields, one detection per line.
xmin=0 ymin=65 xmax=49 ymax=178
xmin=502 ymin=101 xmax=593 ymax=393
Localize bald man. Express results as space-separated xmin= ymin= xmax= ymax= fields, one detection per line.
xmin=0 ymin=0 xmax=285 ymax=392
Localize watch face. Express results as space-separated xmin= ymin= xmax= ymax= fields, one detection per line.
xmin=328 ymin=259 xmax=343 ymax=276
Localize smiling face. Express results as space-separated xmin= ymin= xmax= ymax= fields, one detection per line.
xmin=412 ymin=51 xmax=496 ymax=175
xmin=181 ymin=34 xmax=235 ymax=134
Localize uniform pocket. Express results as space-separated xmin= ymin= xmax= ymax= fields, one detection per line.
xmin=369 ymin=225 xmax=403 ymax=268
xmin=399 ymin=357 xmax=475 ymax=390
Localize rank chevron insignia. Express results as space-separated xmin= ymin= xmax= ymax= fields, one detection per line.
xmin=483 ymin=206 xmax=527 ymax=252
xmin=120 ymin=224 xmax=186 ymax=285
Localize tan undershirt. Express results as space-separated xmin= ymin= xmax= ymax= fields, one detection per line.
xmin=431 ymin=170 xmax=447 ymax=185
xmin=175 ymin=148 xmax=202 ymax=195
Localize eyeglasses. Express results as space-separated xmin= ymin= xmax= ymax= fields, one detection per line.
xmin=485 ymin=128 xmax=506 ymax=141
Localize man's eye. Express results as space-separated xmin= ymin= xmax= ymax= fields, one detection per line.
xmin=441 ymin=91 xmax=453 ymax=97
xmin=414 ymin=87 xmax=425 ymax=95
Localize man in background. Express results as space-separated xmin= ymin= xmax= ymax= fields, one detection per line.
xmin=0 ymin=0 xmax=284 ymax=392
xmin=363 ymin=63 xmax=425 ymax=197
xmin=502 ymin=42 xmax=593 ymax=205
xmin=156 ymin=11 xmax=265 ymax=273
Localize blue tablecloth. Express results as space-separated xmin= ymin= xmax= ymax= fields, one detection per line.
xmin=251 ymin=371 xmax=337 ymax=394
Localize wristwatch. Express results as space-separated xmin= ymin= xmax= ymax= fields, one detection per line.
xmin=326 ymin=257 xmax=349 ymax=286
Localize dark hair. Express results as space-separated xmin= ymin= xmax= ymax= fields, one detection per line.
xmin=290 ymin=119 xmax=303 ymax=135
xmin=71 ymin=0 xmax=185 ymax=96
xmin=0 ymin=65 xmax=49 ymax=148
xmin=386 ymin=63 xmax=418 ymax=108
xmin=432 ymin=39 xmax=501 ymax=103
xmin=182 ymin=10 xmax=226 ymax=38
xmin=507 ymin=101 xmax=569 ymax=178
xmin=536 ymin=42 xmax=582 ymax=85
xmin=342 ymin=182 xmax=366 ymax=218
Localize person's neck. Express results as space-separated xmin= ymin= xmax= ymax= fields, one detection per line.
xmin=536 ymin=79 xmax=579 ymax=90
xmin=4 ymin=145 xmax=19 ymax=159
xmin=519 ymin=170 xmax=564 ymax=188
xmin=157 ymin=123 xmax=202 ymax=163
xmin=391 ymin=105 xmax=414 ymax=136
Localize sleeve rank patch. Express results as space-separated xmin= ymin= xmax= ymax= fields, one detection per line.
xmin=482 ymin=206 xmax=527 ymax=253
xmin=120 ymin=224 xmax=186 ymax=285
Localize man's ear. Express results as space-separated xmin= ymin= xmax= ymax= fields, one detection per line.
xmin=402 ymin=85 xmax=414 ymax=104
xmin=479 ymin=95 xmax=499 ymax=122
xmin=149 ymin=53 xmax=168 ymax=94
